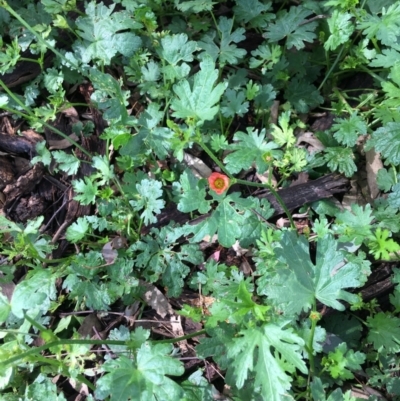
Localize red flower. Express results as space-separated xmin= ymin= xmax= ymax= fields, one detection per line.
xmin=208 ymin=172 xmax=230 ymax=195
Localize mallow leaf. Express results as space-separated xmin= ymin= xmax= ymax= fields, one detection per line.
xmin=171 ymin=55 xmax=227 ymax=123
xmin=262 ymin=232 xmax=368 ymax=315
xmin=95 ymin=343 xmax=185 ymax=401
xmin=224 ymin=128 xmax=281 ymax=174
xmin=227 ymin=324 xmax=307 ymax=401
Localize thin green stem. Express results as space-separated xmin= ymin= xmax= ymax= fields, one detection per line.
xmin=198 ymin=140 xmax=229 ymax=174
xmin=318 ymin=45 xmax=345 ymax=92
xmin=157 ymin=329 xmax=207 ymax=343
xmin=3 ymin=339 xmax=128 ymax=367
xmin=305 ymin=304 xmax=319 ymax=400
xmin=307 ymin=319 xmax=317 ymax=377
xmin=3 ymin=329 xmax=208 ymax=368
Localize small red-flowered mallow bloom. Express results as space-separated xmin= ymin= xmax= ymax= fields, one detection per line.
xmin=208 ymin=172 xmax=230 ymax=195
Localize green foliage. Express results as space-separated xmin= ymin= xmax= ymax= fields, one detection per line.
xmin=95 ymin=344 xmax=185 ymax=400
xmin=260 ymin=231 xmax=369 ymax=315
xmin=2 ymin=0 xmax=400 ymax=399
xmin=321 ymin=342 xmax=365 ymax=380
xmin=224 ymin=128 xmax=281 ymax=174
xmin=227 ymin=324 xmax=307 ymax=401
xmin=171 ymin=55 xmax=227 ymax=124
xmin=73 ymin=1 xmax=142 ymax=66
xmin=264 ymin=6 xmax=318 ymax=50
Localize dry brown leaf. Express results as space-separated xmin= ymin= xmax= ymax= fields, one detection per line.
xmin=48 ymin=133 xmax=80 ymax=150
xmin=365 ymin=148 xmax=383 ymax=200
xmin=141 ymin=281 xmax=174 ymax=318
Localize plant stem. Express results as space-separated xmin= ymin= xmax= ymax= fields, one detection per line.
xmin=3 ymin=339 xmax=129 ymax=367
xmin=318 ymin=45 xmax=345 ymax=92
xmin=198 ymin=140 xmax=229 ymax=174
xmin=3 ymin=329 xmax=208 ymax=368
xmin=157 ymin=329 xmax=207 ymax=343
xmin=305 ymin=303 xmax=318 ymax=398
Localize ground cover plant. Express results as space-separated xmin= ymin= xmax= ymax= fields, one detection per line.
xmin=1 ymin=0 xmax=400 ymax=399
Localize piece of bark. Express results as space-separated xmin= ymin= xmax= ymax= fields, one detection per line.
xmin=0 ymin=156 xmax=15 ymax=190
xmin=0 ymin=131 xmax=39 ymax=156
xmin=3 ymin=163 xmax=44 ymax=210
xmin=12 ymin=194 xmax=47 ymax=223
xmin=257 ymin=173 xmax=350 ymax=214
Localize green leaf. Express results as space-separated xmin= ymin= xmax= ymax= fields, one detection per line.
xmin=367 ymin=312 xmax=400 ymax=353
xmin=333 ymin=204 xmax=374 ymax=245
xmin=324 ymin=11 xmax=354 ymax=51
xmin=240 ymin=198 xmax=274 ymax=247
xmin=42 ymin=0 xmax=76 ymax=14
xmin=221 ymin=88 xmax=249 ymax=118
xmin=74 ymin=2 xmax=142 ymax=65
xmin=95 ymin=344 xmax=185 ymax=401
xmin=53 ymin=151 xmax=80 ymax=175
xmin=331 ymin=112 xmax=367 ymax=147
xmin=176 ymin=170 xmax=210 ymax=214
xmin=388 ymin=183 xmax=400 ymax=209
xmin=227 ymin=324 xmax=307 ymax=401
xmin=11 ymin=269 xmax=57 ymax=318
xmin=285 ymin=77 xmax=323 ymax=113
xmin=270 ymin=111 xmax=295 ymax=147
xmin=171 ymin=55 xmax=227 ymax=123
xmin=0 ymin=292 xmax=11 ymax=324
xmin=322 ymin=342 xmax=365 ymax=380
xmin=264 ymin=6 xmax=317 ymax=50
xmin=73 ymin=280 xmax=113 ymax=310
xmin=65 ymin=217 xmax=89 ymax=243
xmin=159 ymin=33 xmax=197 ymax=66
xmin=24 ymin=374 xmax=67 ymax=400
xmin=72 ymin=176 xmax=99 ymax=205
xmin=366 ymin=122 xmax=400 ymax=165
xmin=174 ymin=0 xmax=216 ymax=13
xmin=368 ymin=227 xmax=400 ymax=260
xmin=43 ymin=67 xmax=64 ymax=94
xmin=224 ymin=128 xmax=281 ymax=174
xmin=132 ymin=225 xmax=203 ymax=297
xmin=376 ymin=167 xmax=396 ymax=191
xmin=380 ymin=64 xmax=400 ymax=107
xmin=357 ymin=3 xmax=400 ymax=46
xmin=92 ymin=155 xmax=115 ymax=183
xmin=32 ymin=141 xmax=52 ymax=167
xmin=120 ymin=103 xmax=174 ymax=160
xmin=263 ymin=232 xmax=368 ymax=315
xmin=198 ymin=17 xmax=246 ymax=67
xmin=89 ymin=68 xmax=131 ymax=123
xmin=129 ymin=179 xmax=165 ymax=225
xmin=189 ymin=193 xmax=253 ymax=247
xmin=158 ymin=34 xmax=197 ymax=81
xmin=369 ymin=48 xmax=400 ymax=68
xmin=0 ymin=39 xmax=20 ymax=74
xmin=249 ymin=43 xmax=282 ymax=70
xmin=181 ymin=369 xmax=220 ymax=401
xmin=254 ymin=83 xmax=277 ymax=109
xmin=233 ymin=0 xmax=274 ymax=28
xmin=324 ymin=147 xmax=357 ymax=177
xmin=216 ymin=17 xmax=246 ymax=66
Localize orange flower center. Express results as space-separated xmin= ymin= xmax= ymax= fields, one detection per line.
xmin=214 ymin=178 xmax=225 ymax=189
